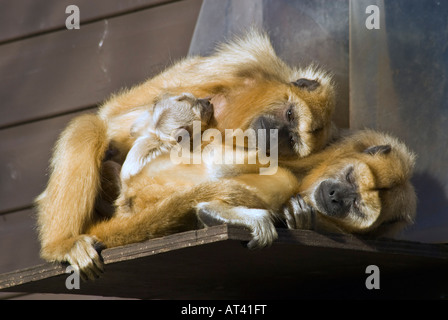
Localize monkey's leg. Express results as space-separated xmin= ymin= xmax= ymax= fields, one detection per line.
xmin=75 ymin=181 xmax=274 ymax=277
xmin=36 ymin=114 xmax=109 ymax=279
xmin=89 ymin=180 xmax=268 ymax=247
xmin=196 ymin=200 xmax=278 ymax=249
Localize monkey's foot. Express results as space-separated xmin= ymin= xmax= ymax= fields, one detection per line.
xmin=196 ymin=202 xmax=278 ymax=249
xmin=63 ymin=235 xmax=105 ymax=281
xmin=283 ymin=194 xmax=315 ymax=230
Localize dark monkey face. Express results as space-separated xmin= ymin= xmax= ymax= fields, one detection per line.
xmin=315 ymin=166 xmax=359 ymax=218
xmin=312 ymin=146 xmax=393 ymax=223
xmin=251 ymin=105 xmax=301 ymax=158
xmin=303 ymin=134 xmax=416 ymax=236
xmin=248 ymin=76 xmax=335 ymax=159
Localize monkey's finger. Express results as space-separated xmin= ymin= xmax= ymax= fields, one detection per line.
xmin=86 ymin=250 xmax=105 ymax=280
xmin=293 ymin=196 xmax=316 ymax=230
xmin=66 ymin=236 xmax=105 ymax=281
xmin=309 ymin=206 xmax=316 ymax=230
xmin=283 ymin=206 xmax=296 ymax=229
xmin=76 ymin=256 xmax=104 ymax=281
xmin=295 ymin=195 xmax=307 ymax=211
xmin=81 ymin=262 xmax=104 ymax=281
xmin=72 ymin=254 xmax=103 ymax=282
xmin=287 ymin=196 xmax=302 ymax=229
xmin=296 ymin=195 xmax=314 ymax=216
xmin=65 ymin=258 xmax=94 ymax=282
xmin=247 ymin=219 xmax=278 ymax=249
xmin=247 ymin=238 xmax=260 ymax=250
xmin=295 ymin=194 xmax=307 ymax=210
xmin=83 ymin=242 xmax=105 ymax=280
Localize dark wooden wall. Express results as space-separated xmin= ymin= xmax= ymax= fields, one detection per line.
xmin=0 ymin=0 xmax=202 ymax=298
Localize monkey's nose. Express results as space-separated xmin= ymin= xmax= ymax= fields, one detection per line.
xmin=328 ymin=188 xmax=340 ymax=203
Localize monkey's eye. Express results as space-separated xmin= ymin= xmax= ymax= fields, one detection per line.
xmin=311 ymin=126 xmax=323 ymax=134
xmin=345 ymin=168 xmax=355 ymax=184
xmin=286 ymin=106 xmax=295 ymax=123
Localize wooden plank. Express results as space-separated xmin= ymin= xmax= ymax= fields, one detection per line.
xmin=0 ymin=0 xmax=203 ymax=129
xmin=1 ymin=226 xmax=448 ymax=299
xmin=0 ymin=0 xmax=172 ymax=43
xmin=1 ymin=292 xmax=129 ymax=300
xmin=0 ymin=209 xmax=43 ymax=274
xmin=0 ymin=293 xmax=136 ymax=300
xmin=0 ymin=109 xmax=96 ymax=214
xmin=0 ymin=225 xmax=233 ymax=291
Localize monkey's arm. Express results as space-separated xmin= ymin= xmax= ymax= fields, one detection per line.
xmin=88 ymin=179 xmax=276 ymax=247
xmin=282 ymin=194 xmax=346 ymax=234
xmin=121 ymin=135 xmax=171 ymax=182
xmin=197 ymin=200 xmax=277 ymax=249
xmin=282 ymin=194 xmax=316 ymax=230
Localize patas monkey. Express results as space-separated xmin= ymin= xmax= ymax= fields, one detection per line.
xmin=84 ymin=130 xmax=416 ymax=280
xmin=36 ymin=30 xmax=336 ymax=279
xmin=281 ymin=130 xmax=416 ymax=238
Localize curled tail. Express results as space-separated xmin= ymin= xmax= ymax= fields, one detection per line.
xmin=36 ymin=113 xmax=109 ymax=261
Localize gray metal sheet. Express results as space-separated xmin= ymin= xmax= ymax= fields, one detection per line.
xmin=351 ymin=0 xmax=448 ymax=242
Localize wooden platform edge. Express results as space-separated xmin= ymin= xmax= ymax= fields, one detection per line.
xmin=0 ymin=224 xmax=232 ymax=290
xmin=1 ymin=225 xmax=448 ymax=291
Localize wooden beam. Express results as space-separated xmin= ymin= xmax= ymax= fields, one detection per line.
xmin=0 ymin=110 xmax=95 ymax=214
xmin=1 ymin=225 xmax=448 ymax=299
xmin=0 ymin=0 xmax=202 ymax=129
xmin=0 ymin=209 xmax=43 ymax=274
xmin=0 ymin=0 xmax=173 ymax=43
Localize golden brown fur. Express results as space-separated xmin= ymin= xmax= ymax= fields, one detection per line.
xmin=87 ymin=129 xmax=416 ymax=254
xmin=36 ymin=30 xmax=336 ymax=279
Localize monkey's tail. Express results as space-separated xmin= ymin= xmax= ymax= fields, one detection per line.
xmin=36 ymin=113 xmax=109 ymax=261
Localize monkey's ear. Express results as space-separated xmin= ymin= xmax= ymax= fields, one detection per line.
xmin=363 ymin=144 xmax=392 ymax=155
xmin=291 ymin=78 xmax=320 ymax=91
xmin=210 ymin=94 xmax=227 ymax=119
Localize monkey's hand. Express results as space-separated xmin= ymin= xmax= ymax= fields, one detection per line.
xmin=121 ymin=135 xmax=169 ymax=182
xmin=196 ymin=201 xmax=278 ymax=249
xmin=63 ymin=235 xmax=105 ymax=281
xmin=283 ymin=194 xmax=316 ymax=230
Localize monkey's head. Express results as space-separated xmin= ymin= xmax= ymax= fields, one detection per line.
xmin=179 ymin=31 xmax=336 ymax=160
xmin=211 ymin=65 xmax=336 ymax=160
xmin=300 ymin=130 xmax=417 ymax=237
